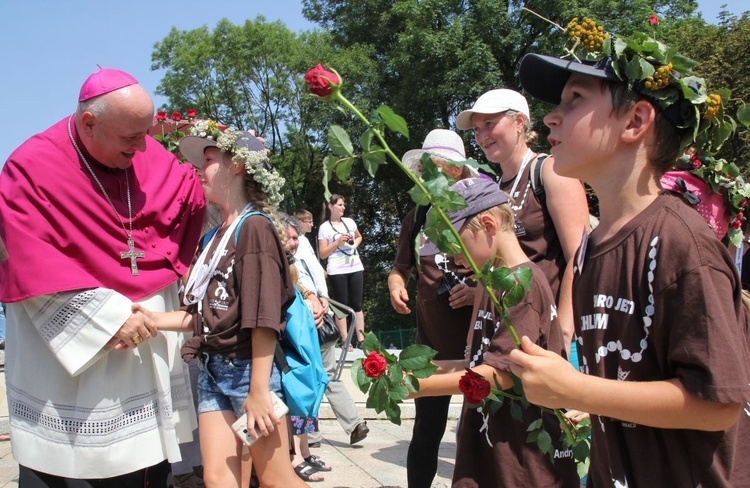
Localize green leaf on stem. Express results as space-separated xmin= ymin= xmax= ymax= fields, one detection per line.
xmin=388 ymin=384 xmax=409 ymax=402
xmin=366 ymin=377 xmax=389 ymax=412
xmin=328 ymin=125 xmax=354 ymax=157
xmin=398 ymin=344 xmax=437 ymax=372
xmin=510 ymin=402 xmax=523 ymax=422
xmin=434 ymin=189 xmax=467 ymax=212
xmin=362 ymin=331 xmax=383 ymax=354
xmin=410 ymin=362 xmax=438 ymax=379
xmin=385 ymin=399 xmax=402 ymax=425
xmin=403 ymin=373 xmax=420 ymax=393
xmin=408 ymin=184 xmax=430 ymax=206
xmin=388 ymin=362 xmax=403 ymax=385
xmin=362 ymin=147 xmax=386 ymax=177
xmin=527 ymin=418 xmax=543 ymax=431
xmin=737 ymin=103 xmax=750 ymax=127
xmin=488 ymin=399 xmax=503 ymax=415
xmin=351 ymin=359 xmax=371 ymax=393
xmin=536 ymin=429 xmax=553 ymax=455
xmin=451 ymin=158 xmax=497 ymax=176
xmin=377 ymin=105 xmax=409 ymax=139
xmin=360 ymin=129 xmax=374 ymax=151
xmin=334 ymin=157 xmax=356 ymax=182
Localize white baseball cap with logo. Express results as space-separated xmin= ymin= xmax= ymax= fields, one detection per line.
xmin=455 ymin=89 xmax=531 ymax=130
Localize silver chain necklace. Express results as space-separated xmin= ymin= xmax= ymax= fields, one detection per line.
xmin=67 ymin=116 xmax=144 ymax=276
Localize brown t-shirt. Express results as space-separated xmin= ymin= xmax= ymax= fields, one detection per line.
xmin=499 ymin=156 xmax=567 ymax=299
xmin=393 ymin=207 xmax=474 ymax=360
xmin=453 ymin=263 xmax=578 ymax=487
xmin=573 ymin=193 xmax=750 ymax=487
xmin=186 ymin=214 xmax=295 ymax=360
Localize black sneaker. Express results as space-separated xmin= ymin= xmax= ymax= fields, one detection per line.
xmin=349 ymin=421 xmax=369 ymax=445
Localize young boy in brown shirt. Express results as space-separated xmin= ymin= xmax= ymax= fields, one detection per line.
xmin=413 ymin=177 xmax=579 ymax=487
xmin=509 ymin=26 xmax=750 ymax=487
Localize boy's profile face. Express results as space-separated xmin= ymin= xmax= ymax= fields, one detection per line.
xmin=451 ymin=220 xmax=494 ymax=269
xmin=543 ymin=73 xmax=623 ymax=180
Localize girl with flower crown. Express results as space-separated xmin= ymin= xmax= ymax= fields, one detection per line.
xmin=135 ymin=125 xmax=307 ymax=488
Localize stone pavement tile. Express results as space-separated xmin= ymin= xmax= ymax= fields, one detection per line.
xmin=312 ymin=419 xmax=457 ymax=488
xmin=0 ymin=438 xmax=17 ymax=488
xmin=0 ymin=419 xmax=459 ymax=488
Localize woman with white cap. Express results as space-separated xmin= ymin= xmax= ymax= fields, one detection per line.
xmin=456 ymin=89 xmax=590 ymax=346
xmin=389 ymin=128 xmax=478 ymax=488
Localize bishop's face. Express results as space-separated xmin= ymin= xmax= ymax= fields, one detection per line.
xmin=81 ymin=86 xmax=154 ymax=169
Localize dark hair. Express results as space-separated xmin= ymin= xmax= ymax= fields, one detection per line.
xmin=602 ymin=80 xmax=684 ymax=175
xmin=321 ymin=194 xmax=345 ymax=223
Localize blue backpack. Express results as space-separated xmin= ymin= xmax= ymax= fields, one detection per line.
xmin=202 ymin=211 xmax=329 ymax=418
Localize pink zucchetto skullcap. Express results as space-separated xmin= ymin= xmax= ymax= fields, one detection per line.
xmin=661 ymin=170 xmax=730 ymax=240
xmin=78 ymin=68 xmax=138 ymax=102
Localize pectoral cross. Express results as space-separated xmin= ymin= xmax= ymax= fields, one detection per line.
xmin=121 ymin=237 xmax=145 ymax=276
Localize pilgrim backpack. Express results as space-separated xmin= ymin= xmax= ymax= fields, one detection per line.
xmin=201 ymin=211 xmax=329 ymax=418
xmin=529 ymin=154 xmax=550 ymax=206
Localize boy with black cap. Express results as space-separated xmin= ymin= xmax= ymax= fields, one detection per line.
xmin=508 ymin=21 xmax=750 ymax=487
xmin=412 ymin=177 xmax=578 ymax=487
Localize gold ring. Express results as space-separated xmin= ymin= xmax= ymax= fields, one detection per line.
xmin=133 ymin=334 xmax=143 ymax=345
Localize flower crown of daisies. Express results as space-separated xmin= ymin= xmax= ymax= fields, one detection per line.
xmin=190 ymin=119 xmax=285 ymax=207
xmin=532 ymin=11 xmax=748 ymax=244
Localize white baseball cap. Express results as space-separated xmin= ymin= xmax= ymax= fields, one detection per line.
xmin=455 ymin=89 xmax=530 ymax=130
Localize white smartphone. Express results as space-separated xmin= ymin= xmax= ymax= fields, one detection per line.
xmin=231 ymin=391 xmax=289 ymax=447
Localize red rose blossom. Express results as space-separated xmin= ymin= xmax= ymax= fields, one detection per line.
xmin=171 ymin=111 xmax=182 ymax=122
xmin=305 ymin=64 xmax=341 ymax=98
xmin=156 ymin=111 xmax=167 ymax=122
xmin=362 ymin=351 xmax=388 ymax=378
xmin=648 ymin=15 xmax=659 ymax=26
xmin=186 ymin=108 xmax=197 ymax=119
xmin=458 ymin=369 xmax=491 ymax=405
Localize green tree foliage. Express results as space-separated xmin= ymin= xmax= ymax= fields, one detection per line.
xmin=661 ymin=10 xmax=750 ymax=174
xmin=151 ymin=2 xmax=746 ymax=339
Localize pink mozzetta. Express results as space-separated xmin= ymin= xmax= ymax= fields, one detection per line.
xmin=0 ymin=117 xmax=207 ymax=302
xmin=661 ymin=170 xmax=729 ymax=240
xmin=78 ymin=68 xmax=138 ymax=102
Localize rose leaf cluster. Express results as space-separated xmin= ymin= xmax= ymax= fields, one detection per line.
xmin=351 ymin=332 xmax=437 ymax=425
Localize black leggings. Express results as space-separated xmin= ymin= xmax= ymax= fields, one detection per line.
xmin=407 ymin=395 xmax=452 ymax=488
xmin=327 ymin=271 xmax=364 ymax=312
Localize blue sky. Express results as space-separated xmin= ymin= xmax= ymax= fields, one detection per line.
xmin=0 ymin=0 xmax=745 ymax=162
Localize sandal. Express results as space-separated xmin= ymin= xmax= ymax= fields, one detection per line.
xmin=304 ymin=454 xmax=332 ymax=472
xmin=293 ymin=461 xmax=324 ymax=482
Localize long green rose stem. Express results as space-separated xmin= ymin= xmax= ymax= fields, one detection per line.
xmin=336 ymin=94 xmax=521 ymax=346
xmin=334 ymin=91 xmax=581 ymax=442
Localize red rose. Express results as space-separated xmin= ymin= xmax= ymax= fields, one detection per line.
xmin=305 ymin=64 xmax=341 ymax=98
xmin=186 ymin=108 xmax=197 ymax=119
xmin=458 ymin=369 xmax=491 ymax=405
xmin=171 ymin=111 xmax=182 ymax=122
xmin=362 ymin=351 xmax=388 ymax=378
xmin=156 ymin=111 xmax=167 ymax=122
xmin=648 ymin=15 xmax=659 ymax=26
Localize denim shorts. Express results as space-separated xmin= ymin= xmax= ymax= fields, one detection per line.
xmin=197 ymin=353 xmax=283 ymax=418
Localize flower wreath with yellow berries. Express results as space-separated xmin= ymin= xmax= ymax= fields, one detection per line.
xmin=189 ymin=119 xmax=285 ymax=207
xmin=558 ymin=14 xmax=750 ymax=245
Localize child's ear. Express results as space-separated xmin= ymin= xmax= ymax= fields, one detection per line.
xmin=621 ymin=100 xmax=656 ymax=144
xmin=479 ymin=214 xmax=498 ymax=235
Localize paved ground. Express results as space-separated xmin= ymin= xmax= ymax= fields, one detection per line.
xmin=0 ymin=418 xmax=458 ymax=488
xmin=0 ymin=348 xmax=462 ymax=487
